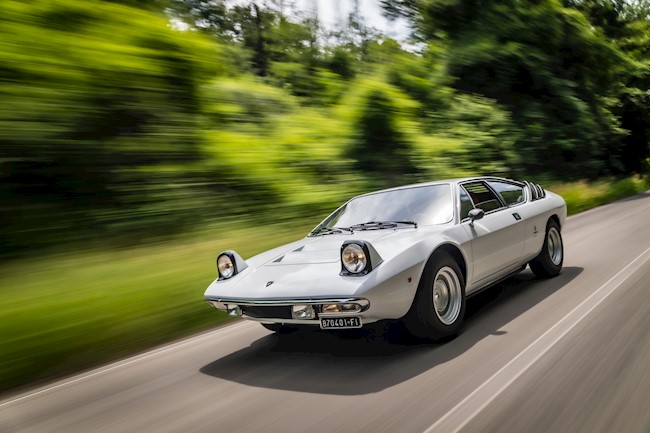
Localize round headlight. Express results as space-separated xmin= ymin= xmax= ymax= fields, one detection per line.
xmin=217 ymin=254 xmax=235 ymax=279
xmin=342 ymin=243 xmax=367 ymax=274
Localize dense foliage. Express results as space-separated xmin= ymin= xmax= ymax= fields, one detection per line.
xmin=1 ymin=0 xmax=648 ymax=255
xmin=0 ymin=0 xmax=216 ymax=252
xmin=386 ymin=0 xmax=650 ymax=177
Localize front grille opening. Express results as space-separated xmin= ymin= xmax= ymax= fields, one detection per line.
xmin=241 ymin=306 xmax=293 ymax=320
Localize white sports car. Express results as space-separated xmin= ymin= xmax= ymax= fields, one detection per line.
xmin=204 ymin=177 xmax=566 ymax=340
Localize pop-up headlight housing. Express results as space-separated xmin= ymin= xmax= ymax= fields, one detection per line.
xmin=340 ymin=240 xmax=383 ymax=276
xmin=216 ymin=250 xmax=248 ymax=280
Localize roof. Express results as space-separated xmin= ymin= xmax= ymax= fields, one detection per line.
xmin=352 ymin=176 xmax=514 ymax=199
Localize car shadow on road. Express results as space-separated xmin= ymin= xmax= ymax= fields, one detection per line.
xmin=200 ymin=266 xmax=583 ymax=395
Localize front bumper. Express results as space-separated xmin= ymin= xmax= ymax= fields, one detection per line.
xmin=205 ymin=296 xmax=371 ymax=325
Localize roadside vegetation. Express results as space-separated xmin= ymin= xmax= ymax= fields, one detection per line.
xmin=551 ymin=176 xmax=649 ymax=214
xmin=1 ymin=0 xmax=649 ymax=392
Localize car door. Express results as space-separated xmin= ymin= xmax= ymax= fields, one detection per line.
xmin=460 ymin=181 xmax=525 ymax=291
xmin=486 ymin=179 xmax=532 ymax=260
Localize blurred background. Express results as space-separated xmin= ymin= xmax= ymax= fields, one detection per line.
xmin=1 ymin=0 xmax=649 ymax=392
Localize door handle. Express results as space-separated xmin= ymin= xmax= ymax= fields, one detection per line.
xmin=512 ymin=213 xmax=521 ymax=221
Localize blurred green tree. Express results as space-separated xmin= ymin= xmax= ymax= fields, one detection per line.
xmin=616 ymin=19 xmax=650 ymax=174
xmin=438 ymin=94 xmax=521 ymax=177
xmin=0 ymin=0 xmax=216 ymax=253
xmin=563 ymin=0 xmax=650 ymax=175
xmin=172 ymin=1 xmax=319 ymax=75
xmin=349 ymin=88 xmax=417 ymax=184
xmin=382 ymin=0 xmax=636 ymax=179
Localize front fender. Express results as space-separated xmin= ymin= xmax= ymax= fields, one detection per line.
xmin=353 ymin=226 xmax=472 ymax=320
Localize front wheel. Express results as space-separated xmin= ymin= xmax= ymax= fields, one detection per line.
xmin=529 ymin=219 xmax=563 ymax=278
xmin=404 ymin=252 xmax=466 ymax=341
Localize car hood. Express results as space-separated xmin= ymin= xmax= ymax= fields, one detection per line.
xmin=205 ymin=226 xmax=451 ymax=299
xmin=260 ymin=227 xmax=438 ymax=266
xmin=268 ymin=230 xmax=396 ymax=265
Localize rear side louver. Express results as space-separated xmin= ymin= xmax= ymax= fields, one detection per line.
xmin=525 ymin=181 xmax=546 ymax=201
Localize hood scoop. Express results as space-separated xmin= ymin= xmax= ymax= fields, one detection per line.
xmin=269 ymin=244 xmax=338 ymax=265
xmin=272 ymin=245 xmax=306 ymax=263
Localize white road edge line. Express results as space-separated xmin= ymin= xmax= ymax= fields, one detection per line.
xmin=0 ymin=321 xmax=251 ymax=407
xmin=423 ymin=246 xmax=650 ymax=433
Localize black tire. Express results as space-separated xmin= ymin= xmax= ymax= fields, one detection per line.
xmin=404 ymin=252 xmax=466 ymax=341
xmin=529 ymin=219 xmax=563 ymax=278
xmin=261 ymin=323 xmax=299 ymax=334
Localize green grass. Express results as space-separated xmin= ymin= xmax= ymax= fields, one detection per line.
xmin=0 ymin=176 xmax=647 ymax=394
xmin=0 ymin=222 xmax=313 ymax=393
xmin=550 ymin=176 xmax=649 ymax=215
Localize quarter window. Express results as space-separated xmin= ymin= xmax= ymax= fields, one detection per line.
xmin=487 ymin=181 xmax=525 ymax=206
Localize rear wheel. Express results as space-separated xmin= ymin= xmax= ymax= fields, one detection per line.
xmin=404 ymin=252 xmax=466 ymax=341
xmin=529 ymin=220 xmax=563 ymax=278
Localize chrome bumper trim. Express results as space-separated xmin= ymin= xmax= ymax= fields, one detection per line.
xmin=244 ymin=317 xmax=323 ymax=325
xmin=205 ymin=296 xmax=370 ymax=311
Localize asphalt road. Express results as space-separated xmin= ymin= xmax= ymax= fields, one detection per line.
xmin=2 ymin=192 xmax=650 ymax=433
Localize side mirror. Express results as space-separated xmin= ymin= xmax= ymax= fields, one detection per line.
xmin=468 ymin=208 xmax=484 ymax=226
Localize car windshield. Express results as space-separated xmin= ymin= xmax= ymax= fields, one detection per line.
xmin=311 ymin=184 xmax=453 ymax=234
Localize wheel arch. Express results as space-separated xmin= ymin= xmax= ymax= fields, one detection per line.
xmin=549 ymin=214 xmax=561 ymax=230
xmin=403 ymin=242 xmax=468 ymax=340
xmin=431 ymin=243 xmax=467 ymax=285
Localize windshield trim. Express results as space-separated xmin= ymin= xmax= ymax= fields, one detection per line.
xmin=351 ymin=182 xmax=452 ymax=201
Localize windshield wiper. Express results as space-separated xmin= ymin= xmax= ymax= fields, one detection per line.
xmin=310 ymin=226 xmax=355 ymax=236
xmin=349 ymin=221 xmax=418 ymax=231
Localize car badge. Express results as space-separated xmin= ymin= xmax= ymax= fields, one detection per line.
xmin=266 ymin=281 xmax=274 ymax=287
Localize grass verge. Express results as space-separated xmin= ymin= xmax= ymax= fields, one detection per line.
xmin=0 ymin=176 xmax=647 ymax=394
xmin=550 ymin=176 xmax=649 ymax=215
xmin=0 ymin=222 xmax=313 ymax=394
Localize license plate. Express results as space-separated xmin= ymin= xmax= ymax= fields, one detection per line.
xmin=320 ymin=317 xmax=362 ymax=329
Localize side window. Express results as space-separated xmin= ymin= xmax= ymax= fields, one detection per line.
xmin=487 ymin=181 xmax=525 ymax=206
xmin=459 ymin=187 xmax=474 ymax=220
xmin=462 ymin=182 xmax=503 ymax=213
